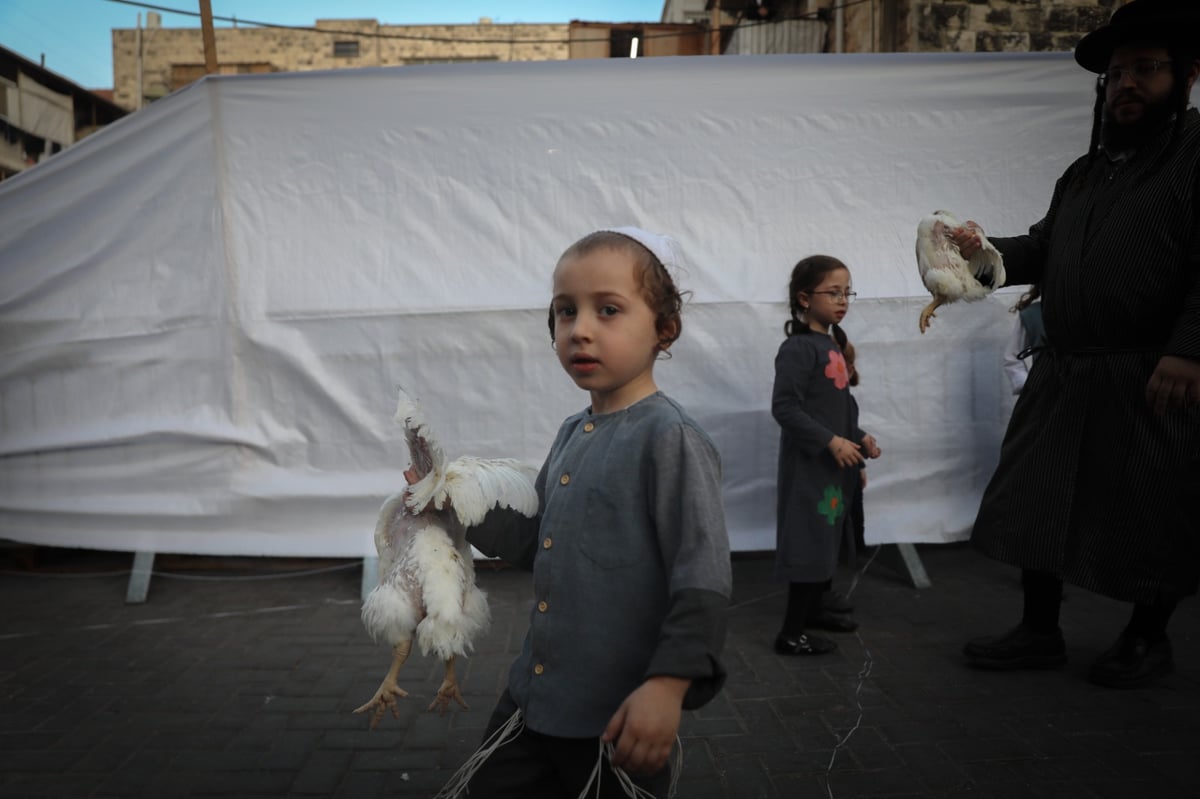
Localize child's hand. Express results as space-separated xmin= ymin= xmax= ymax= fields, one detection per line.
xmin=828 ymin=436 xmax=865 ymax=468
xmin=601 ymin=676 xmax=689 ymax=776
xmin=862 ymin=434 xmax=882 ymax=459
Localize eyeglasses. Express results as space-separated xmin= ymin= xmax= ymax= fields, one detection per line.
xmin=811 ymin=290 xmax=857 ymax=304
xmin=1099 ymin=59 xmax=1173 ymax=87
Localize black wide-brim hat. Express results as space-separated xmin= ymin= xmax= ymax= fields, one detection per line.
xmin=1074 ymin=0 xmax=1200 ymax=73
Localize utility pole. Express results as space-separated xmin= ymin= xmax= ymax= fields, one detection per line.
xmin=136 ymin=13 xmax=143 ymax=110
xmin=709 ymin=3 xmax=721 ymax=55
xmin=199 ymin=0 xmax=219 ymax=74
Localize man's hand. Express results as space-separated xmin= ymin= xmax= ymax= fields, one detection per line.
xmin=402 ymin=466 xmax=441 ymax=513
xmin=949 ymin=221 xmax=984 ymax=259
xmin=601 ymin=676 xmax=690 ymax=776
xmin=1146 ymin=355 xmax=1200 ymax=415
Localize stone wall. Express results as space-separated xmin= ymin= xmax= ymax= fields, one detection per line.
xmin=112 ymin=20 xmax=568 ymax=110
xmin=901 ymin=0 xmax=1121 ymax=54
xmin=743 ymin=1 xmax=1123 ymax=57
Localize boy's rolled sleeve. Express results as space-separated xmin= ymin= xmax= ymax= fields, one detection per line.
xmin=644 ymin=421 xmax=732 ymax=711
xmin=644 ymin=587 xmax=729 ymax=709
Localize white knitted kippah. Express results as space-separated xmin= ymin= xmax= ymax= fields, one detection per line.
xmin=602 ymin=226 xmax=683 ymax=271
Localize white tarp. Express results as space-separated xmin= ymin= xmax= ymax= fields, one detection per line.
xmin=0 ymin=53 xmax=1099 ymax=557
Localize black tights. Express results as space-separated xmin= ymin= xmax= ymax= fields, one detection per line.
xmin=781 ymin=580 xmax=829 ymax=637
xmin=1020 ymin=569 xmax=1178 ymax=641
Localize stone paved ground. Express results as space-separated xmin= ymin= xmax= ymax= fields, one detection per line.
xmin=1 ymin=543 xmax=1197 ymax=798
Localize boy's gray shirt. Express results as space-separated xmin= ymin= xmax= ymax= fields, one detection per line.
xmin=468 ymin=392 xmax=732 ymax=738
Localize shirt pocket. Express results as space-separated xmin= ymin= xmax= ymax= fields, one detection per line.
xmin=577 ymin=486 xmax=642 ymax=569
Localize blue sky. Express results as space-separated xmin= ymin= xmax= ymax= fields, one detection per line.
xmin=0 ymin=0 xmax=667 ymax=89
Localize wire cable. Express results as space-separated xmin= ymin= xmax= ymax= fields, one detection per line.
xmin=101 ymin=0 xmax=872 ymax=47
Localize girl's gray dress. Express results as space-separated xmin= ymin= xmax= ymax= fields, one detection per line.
xmin=772 ymin=332 xmax=864 ymax=582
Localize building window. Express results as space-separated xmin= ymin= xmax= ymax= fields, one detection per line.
xmin=333 ymin=41 xmax=361 ymax=58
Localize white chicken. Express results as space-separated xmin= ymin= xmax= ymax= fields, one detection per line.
xmin=354 ymin=388 xmax=538 ymax=729
xmin=915 ymin=210 xmax=1006 ymax=333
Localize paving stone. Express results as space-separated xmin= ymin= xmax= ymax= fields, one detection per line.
xmin=823 ymin=765 xmax=928 ymax=796
xmin=2 ymin=544 xmax=1197 ymax=798
xmin=839 ymin=738 xmax=910 ymax=772
xmin=288 ymin=749 xmax=354 ymax=795
xmin=0 ymin=774 xmax=106 ymax=798
xmin=892 ymin=742 xmax=971 ymax=794
xmin=330 ymin=768 xmax=386 ymax=799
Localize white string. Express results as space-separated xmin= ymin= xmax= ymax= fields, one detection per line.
xmin=823 ymin=545 xmax=881 ymax=799
xmin=433 ymin=707 xmax=525 ymax=799
xmin=823 ymin=630 xmax=874 ymax=799
xmin=667 ymin=741 xmax=682 ymax=799
xmin=728 ymin=540 xmax=884 ymax=613
xmin=436 ymin=546 xmax=885 ymax=799
xmin=845 ymin=544 xmax=883 ymax=599
xmin=576 ymin=738 xmax=683 ymax=799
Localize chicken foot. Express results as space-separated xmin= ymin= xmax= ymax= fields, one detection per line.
xmin=918 ymin=296 xmax=945 ymax=334
xmin=427 ymin=655 xmax=469 ymax=716
xmin=354 ymin=639 xmax=412 ymax=730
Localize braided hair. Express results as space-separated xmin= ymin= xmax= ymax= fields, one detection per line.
xmin=831 ymin=327 xmax=860 ymax=387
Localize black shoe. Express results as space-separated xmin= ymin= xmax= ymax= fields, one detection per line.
xmin=807 ymin=611 xmax=859 ymax=633
xmin=821 ymin=589 xmax=854 ymax=614
xmin=963 ymin=623 xmax=1066 ymax=670
xmin=1088 ymin=634 xmax=1173 ymax=689
xmin=774 ymin=632 xmax=837 ymax=656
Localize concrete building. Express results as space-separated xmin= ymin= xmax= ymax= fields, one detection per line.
xmin=569 ymin=21 xmax=708 ymax=58
xmin=662 ymin=0 xmax=717 ymax=25
xmin=111 ymin=13 xmax=569 ymax=111
xmin=668 ymin=1 xmax=1123 ymax=56
xmin=0 ymin=46 xmax=127 ymax=181
xmin=111 ymin=12 xmax=713 ymax=111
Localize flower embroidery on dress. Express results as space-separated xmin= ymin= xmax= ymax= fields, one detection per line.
xmin=824 ymin=350 xmax=849 ymax=390
xmin=817 ymin=484 xmax=845 ymax=526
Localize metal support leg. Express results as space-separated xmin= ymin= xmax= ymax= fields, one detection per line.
xmin=895 ymin=543 xmax=932 ymax=588
xmin=879 ymin=542 xmax=931 ymax=589
xmin=125 ymin=551 xmax=155 ymax=603
xmin=361 ymin=555 xmax=379 ymax=602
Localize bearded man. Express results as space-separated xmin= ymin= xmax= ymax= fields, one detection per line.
xmin=952 ymin=0 xmax=1200 ymax=689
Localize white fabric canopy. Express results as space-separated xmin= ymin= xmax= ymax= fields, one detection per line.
xmin=0 ymin=53 xmax=1097 ymax=556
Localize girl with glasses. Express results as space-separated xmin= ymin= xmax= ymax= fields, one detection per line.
xmin=770 ymin=255 xmax=881 ymax=656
